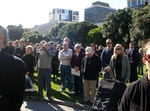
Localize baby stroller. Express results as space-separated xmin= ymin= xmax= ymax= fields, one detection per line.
xmin=92 ymin=79 xmax=126 ymax=111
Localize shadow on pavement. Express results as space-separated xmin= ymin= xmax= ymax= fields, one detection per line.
xmin=21 ymin=101 xmax=66 ymax=111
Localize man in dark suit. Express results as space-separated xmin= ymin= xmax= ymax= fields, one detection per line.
xmin=127 ymin=42 xmax=140 ymax=83
xmin=0 ymin=25 xmax=26 ymax=111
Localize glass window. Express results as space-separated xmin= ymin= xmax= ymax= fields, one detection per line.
xmin=73 ymin=16 xmax=76 ymax=20
xmin=128 ymin=2 xmax=130 ymax=7
xmin=62 ymin=9 xmax=65 ymax=13
xmin=57 ymin=10 xmax=59 ymax=14
xmin=138 ymin=0 xmax=141 ymax=5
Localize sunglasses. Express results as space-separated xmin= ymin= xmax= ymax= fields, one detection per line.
xmin=106 ymin=42 xmax=112 ymax=44
xmin=116 ymin=48 xmax=121 ymax=50
xmin=145 ymin=54 xmax=150 ymax=63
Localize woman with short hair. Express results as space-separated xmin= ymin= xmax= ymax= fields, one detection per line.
xmin=71 ymin=44 xmax=85 ymax=96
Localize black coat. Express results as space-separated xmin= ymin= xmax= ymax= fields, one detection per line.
xmin=22 ymin=54 xmax=35 ymax=73
xmin=119 ymin=74 xmax=150 ymax=111
xmin=4 ymin=45 xmax=15 ymax=55
xmin=127 ymin=48 xmax=140 ymax=66
xmin=81 ymin=54 xmax=100 ymax=80
xmin=15 ymin=47 xmax=26 ymax=58
xmin=0 ymin=49 xmax=26 ymax=111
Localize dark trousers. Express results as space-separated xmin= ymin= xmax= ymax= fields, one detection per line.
xmin=38 ymin=69 xmax=51 ymax=99
xmin=138 ymin=61 xmax=143 ymax=75
xmin=51 ymin=61 xmax=59 ymax=79
xmin=130 ymin=63 xmax=138 ymax=83
xmin=74 ymin=75 xmax=83 ymax=95
xmin=60 ymin=65 xmax=73 ymax=91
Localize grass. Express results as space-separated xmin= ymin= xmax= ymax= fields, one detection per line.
xmin=32 ymin=70 xmax=85 ymax=103
xmin=32 ymin=65 xmax=147 ymax=103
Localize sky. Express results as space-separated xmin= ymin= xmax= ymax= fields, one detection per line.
xmin=0 ymin=0 xmax=127 ymax=28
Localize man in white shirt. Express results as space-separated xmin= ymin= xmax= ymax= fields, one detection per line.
xmin=58 ymin=42 xmax=73 ymax=94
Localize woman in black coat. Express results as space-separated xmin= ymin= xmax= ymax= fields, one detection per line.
xmin=22 ymin=45 xmax=35 ymax=97
xmin=22 ymin=45 xmax=35 ymax=82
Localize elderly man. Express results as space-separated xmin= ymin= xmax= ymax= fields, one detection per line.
xmin=33 ymin=42 xmax=53 ymax=101
xmin=81 ymin=47 xmax=100 ymax=104
xmin=0 ymin=25 xmax=26 ymax=111
xmin=63 ymin=37 xmax=73 ymax=50
xmin=58 ymin=42 xmax=73 ymax=94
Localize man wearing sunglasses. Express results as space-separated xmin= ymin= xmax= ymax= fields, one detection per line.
xmin=101 ymin=39 xmax=114 ymax=79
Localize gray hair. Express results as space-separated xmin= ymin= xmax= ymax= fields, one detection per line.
xmin=74 ymin=44 xmax=81 ymax=50
xmin=63 ymin=42 xmax=68 ymax=46
xmin=0 ymin=25 xmax=9 ymax=48
xmin=26 ymin=45 xmax=33 ymax=52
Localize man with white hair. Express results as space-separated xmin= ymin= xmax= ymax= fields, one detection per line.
xmin=81 ymin=47 xmax=100 ymax=104
xmin=0 ymin=25 xmax=26 ymax=110
xmin=58 ymin=42 xmax=73 ymax=94
xmin=63 ymin=37 xmax=73 ymax=50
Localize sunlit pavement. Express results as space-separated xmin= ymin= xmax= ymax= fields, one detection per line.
xmin=21 ymin=100 xmax=86 ymax=111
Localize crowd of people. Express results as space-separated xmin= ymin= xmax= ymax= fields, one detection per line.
xmin=1 ymin=24 xmax=149 ymax=110
xmin=4 ymin=36 xmax=143 ymax=101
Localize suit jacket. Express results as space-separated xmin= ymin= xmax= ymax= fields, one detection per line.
xmin=127 ymin=48 xmax=140 ymax=66
xmin=0 ymin=49 xmax=26 ymax=111
xmin=15 ymin=47 xmax=26 ymax=58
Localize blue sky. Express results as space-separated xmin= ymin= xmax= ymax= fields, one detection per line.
xmin=0 ymin=0 xmax=127 ymax=28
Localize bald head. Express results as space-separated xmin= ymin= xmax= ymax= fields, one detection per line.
xmin=63 ymin=42 xmax=69 ymax=51
xmin=63 ymin=37 xmax=70 ymax=43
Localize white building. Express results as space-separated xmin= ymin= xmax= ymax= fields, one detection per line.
xmin=31 ymin=21 xmax=71 ymax=35
xmin=49 ymin=8 xmax=79 ymax=22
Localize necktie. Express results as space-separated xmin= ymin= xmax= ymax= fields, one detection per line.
xmin=130 ymin=50 xmax=132 ymax=61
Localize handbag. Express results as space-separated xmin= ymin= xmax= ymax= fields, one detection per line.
xmin=25 ymin=75 xmax=35 ymax=92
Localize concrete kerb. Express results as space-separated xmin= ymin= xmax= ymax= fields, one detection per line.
xmin=24 ymin=96 xmax=92 ymax=111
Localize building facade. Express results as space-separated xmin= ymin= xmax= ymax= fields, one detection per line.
xmin=84 ymin=1 xmax=116 ymax=24
xmin=31 ymin=21 xmax=71 ymax=35
xmin=49 ymin=8 xmax=79 ymax=22
xmin=127 ymin=0 xmax=150 ymax=9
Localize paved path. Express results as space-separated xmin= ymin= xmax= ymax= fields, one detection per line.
xmin=21 ymin=100 xmax=85 ymax=111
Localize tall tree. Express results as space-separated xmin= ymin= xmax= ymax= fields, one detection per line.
xmin=130 ymin=4 xmax=150 ymax=46
xmin=7 ymin=24 xmax=24 ymax=40
xmin=102 ymin=8 xmax=133 ymax=47
xmin=87 ymin=26 xmax=106 ymax=46
xmin=22 ymin=31 xmax=49 ymax=43
xmin=58 ymin=21 xmax=97 ymax=46
xmin=49 ymin=22 xmax=67 ymax=38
